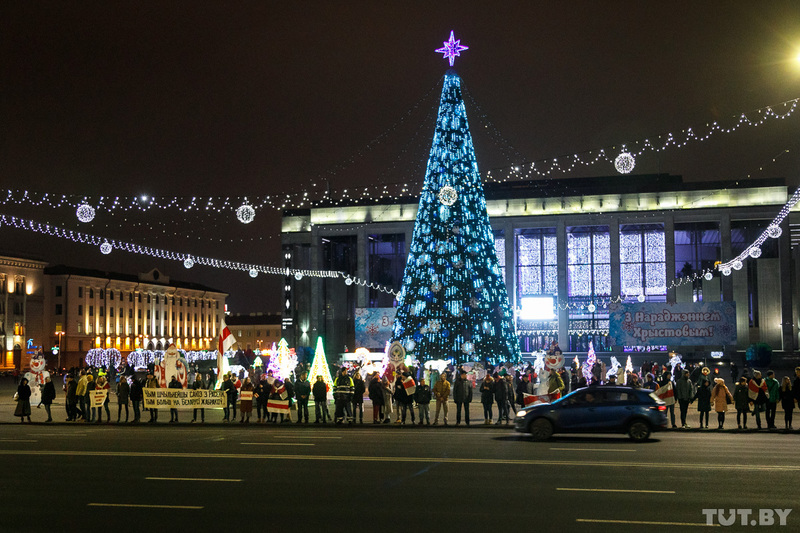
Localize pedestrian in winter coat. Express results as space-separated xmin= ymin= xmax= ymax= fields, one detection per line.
xmin=516 ymin=374 xmax=534 ymax=407
xmin=129 ymin=377 xmax=143 ymax=423
xmin=493 ymin=374 xmax=509 ymax=425
xmin=480 ymin=375 xmax=495 ymax=424
xmin=694 ymin=376 xmax=712 ymax=429
xmin=452 ymin=370 xmax=472 ymax=425
xmin=95 ymin=375 xmax=111 ymax=423
xmin=14 ymin=378 xmax=32 ymax=423
xmin=312 ymin=375 xmax=330 ymax=423
xmin=191 ymin=375 xmax=207 ymax=423
xmin=352 ymin=371 xmax=366 ymax=424
xmin=779 ymin=376 xmax=794 ymax=429
xmin=733 ymin=377 xmax=750 ymax=429
xmin=710 ymin=378 xmax=733 ymax=429
xmin=748 ymin=370 xmax=768 ymax=429
xmin=432 ymin=373 xmax=450 ymax=425
xmin=65 ymin=374 xmax=79 ymax=421
xmin=116 ymin=377 xmax=130 ymax=423
xmin=415 ymin=378 xmax=432 ymax=425
xmin=765 ymin=370 xmax=780 ymax=429
xmin=41 ymin=376 xmax=56 ymax=423
xmin=675 ymin=371 xmax=695 ymax=428
xmin=294 ymin=372 xmax=312 ymax=424
xmin=368 ymin=374 xmax=384 ymax=423
xmin=239 ymin=378 xmax=254 ymax=423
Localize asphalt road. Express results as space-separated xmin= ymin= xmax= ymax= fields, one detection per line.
xmin=1 ymin=422 xmax=797 ymax=533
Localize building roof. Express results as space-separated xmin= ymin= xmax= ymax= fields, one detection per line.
xmin=43 ymin=264 xmax=227 ymax=294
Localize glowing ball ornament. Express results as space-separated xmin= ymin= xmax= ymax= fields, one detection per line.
xmin=732 ymin=260 xmax=743 ymax=271
xmin=587 ymin=303 xmax=596 ymax=313
xmin=249 ymin=269 xmax=258 ymax=278
xmin=236 ymin=203 xmax=256 ymax=224
xmin=184 ymin=256 xmax=195 ymax=269
xmin=344 ymin=277 xmax=353 ymax=286
xmin=438 ymin=185 xmax=458 ymax=206
xmin=767 ymin=225 xmax=782 ymax=238
xmin=76 ymin=203 xmax=96 ymax=223
xmin=748 ymin=247 xmax=762 ymax=259
xmin=100 ymin=241 xmax=112 ymax=255
xmin=637 ymin=293 xmax=646 ymax=303
xmin=704 ymin=271 xmax=713 ymax=281
xmin=614 ymin=151 xmax=636 ymax=174
xmin=294 ymin=272 xmax=303 ymax=280
xmin=721 ymin=266 xmax=732 ymax=276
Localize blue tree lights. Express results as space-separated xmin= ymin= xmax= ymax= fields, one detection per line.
xmin=390 ymin=71 xmax=521 ymax=365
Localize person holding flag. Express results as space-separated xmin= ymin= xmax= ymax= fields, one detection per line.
xmin=217 ymin=318 xmax=237 ymax=388
xmin=655 ymin=373 xmax=677 ymax=429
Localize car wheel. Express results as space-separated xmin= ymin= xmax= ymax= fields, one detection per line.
xmin=627 ymin=420 xmax=651 ymax=442
xmin=529 ymin=418 xmax=553 ymax=441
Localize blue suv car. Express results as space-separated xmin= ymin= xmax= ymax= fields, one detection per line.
xmin=514 ymin=386 xmax=667 ymax=442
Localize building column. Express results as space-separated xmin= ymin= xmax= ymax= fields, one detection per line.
xmin=357 ymin=228 xmax=367 ymax=308
xmin=663 ymin=215 xmax=676 ymax=303
xmin=557 ymin=220 xmax=568 ymax=349
xmin=720 ymin=214 xmax=733 ymax=302
xmin=310 ymin=227 xmax=321 ymax=344
xmin=779 ymin=218 xmax=793 ymax=352
xmin=609 ymin=218 xmax=620 ymax=300
xmin=503 ymin=221 xmax=516 ymax=310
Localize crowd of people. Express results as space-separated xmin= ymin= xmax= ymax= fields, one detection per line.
xmin=11 ymin=359 xmax=800 ymax=432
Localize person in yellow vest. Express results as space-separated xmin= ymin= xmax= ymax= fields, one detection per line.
xmin=432 ymin=372 xmax=451 ymax=425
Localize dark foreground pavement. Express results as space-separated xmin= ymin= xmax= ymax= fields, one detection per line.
xmin=0 ymin=421 xmax=798 ymax=533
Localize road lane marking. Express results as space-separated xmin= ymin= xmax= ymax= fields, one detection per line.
xmin=549 ymin=448 xmax=636 ymax=452
xmin=0 ymin=439 xmax=37 ymax=443
xmin=273 ymin=436 xmax=342 ymax=439
xmin=28 ymin=433 xmax=87 ymax=437
xmin=146 ymin=477 xmax=241 ymax=482
xmin=1 ymin=449 xmax=798 ymax=472
xmin=240 ymin=442 xmax=315 ymax=446
xmin=88 ymin=503 xmax=202 ymax=510
xmin=577 ymin=519 xmax=717 ymax=527
xmin=558 ymin=488 xmax=675 ymax=494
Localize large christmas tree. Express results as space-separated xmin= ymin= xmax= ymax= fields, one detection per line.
xmin=390 ymin=69 xmax=521 ymax=365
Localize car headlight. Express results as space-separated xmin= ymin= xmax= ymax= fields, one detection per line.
xmin=516 ymin=411 xmax=527 ymax=418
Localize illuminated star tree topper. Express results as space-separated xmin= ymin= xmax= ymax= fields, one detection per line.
xmin=435 ymin=31 xmax=468 ymax=66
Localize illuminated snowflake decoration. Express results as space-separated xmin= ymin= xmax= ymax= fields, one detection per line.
xmin=236 ymin=204 xmax=256 ymax=224
xmin=438 ymin=185 xmax=458 ymax=206
xmin=184 ymin=256 xmax=195 ymax=269
xmin=454 ymin=260 xmax=464 ymax=269
xmin=99 ymin=241 xmax=112 ymax=255
xmin=767 ymin=225 xmax=782 ymax=238
xmin=435 ymin=31 xmax=469 ymax=66
xmin=704 ymin=271 xmax=714 ymax=281
xmin=294 ymin=272 xmax=303 ymax=280
xmin=76 ymin=203 xmax=96 ymax=223
xmin=249 ymin=269 xmax=258 ymax=278
xmin=469 ymin=297 xmax=480 ymax=308
xmin=748 ymin=247 xmax=762 ymax=259
xmin=405 ymin=339 xmax=416 ymax=352
xmin=461 ymin=341 xmax=475 ymax=354
xmin=431 ymin=281 xmax=442 ymax=293
xmin=587 ymin=303 xmax=597 ymax=313
xmin=732 ymin=260 xmax=743 ymax=271
xmin=614 ymin=151 xmax=636 ymax=174
xmin=344 ymin=277 xmax=353 ymax=286
xmin=427 ymin=320 xmax=441 ymax=333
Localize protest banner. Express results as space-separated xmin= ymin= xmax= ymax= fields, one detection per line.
xmin=143 ymin=388 xmax=225 ymax=409
xmin=90 ymin=389 xmax=108 ymax=408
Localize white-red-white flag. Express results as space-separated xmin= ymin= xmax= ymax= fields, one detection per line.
xmin=523 ymin=393 xmax=539 ymax=406
xmin=655 ymin=381 xmax=675 ymax=406
xmin=274 ymin=381 xmax=288 ymax=400
xmin=267 ymin=399 xmax=289 ymax=414
xmin=403 ymin=377 xmax=416 ymax=396
xmin=218 ymin=319 xmax=236 ymax=354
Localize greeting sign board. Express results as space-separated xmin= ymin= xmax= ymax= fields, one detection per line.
xmin=355 ymin=308 xmax=396 ymax=349
xmin=608 ymin=302 xmax=737 ymax=346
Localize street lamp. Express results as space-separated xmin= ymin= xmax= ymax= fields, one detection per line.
xmin=54 ymin=331 xmax=65 ymax=370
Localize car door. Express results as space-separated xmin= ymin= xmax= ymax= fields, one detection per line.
xmin=552 ymin=389 xmax=607 ymax=430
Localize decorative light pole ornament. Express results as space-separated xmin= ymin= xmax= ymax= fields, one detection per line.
xmin=294 ymin=272 xmax=303 ymax=280
xmin=76 ymin=203 xmax=96 ymax=223
xmin=721 ymin=266 xmax=732 ymax=276
xmin=614 ymin=151 xmax=636 ymax=174
xmin=637 ymin=293 xmax=646 ymax=303
xmin=435 ymin=31 xmax=469 ymax=66
xmin=236 ymin=203 xmax=256 ymax=224
xmin=587 ymin=303 xmax=597 ymax=313
xmin=184 ymin=256 xmax=195 ymax=269
xmin=100 ymin=241 xmax=112 ymax=255
xmin=438 ymin=185 xmax=458 ymax=206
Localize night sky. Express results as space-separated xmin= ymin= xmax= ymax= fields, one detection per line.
xmin=2 ymin=1 xmax=800 ymax=312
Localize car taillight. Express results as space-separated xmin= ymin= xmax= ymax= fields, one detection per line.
xmin=649 ymin=405 xmax=667 ymax=412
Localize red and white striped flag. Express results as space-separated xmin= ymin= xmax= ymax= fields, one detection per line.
xmin=218 ymin=319 xmax=236 ymax=355
xmin=267 ymin=399 xmax=289 ymax=414
xmin=523 ymin=393 xmax=539 ymax=406
xmin=403 ymin=377 xmax=416 ymax=396
xmin=655 ymin=381 xmax=675 ymax=406
xmin=748 ymin=378 xmax=767 ymax=401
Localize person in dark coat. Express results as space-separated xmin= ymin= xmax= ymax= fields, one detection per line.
xmin=168 ymin=376 xmax=182 ymax=423
xmin=494 ymin=374 xmax=509 ymax=425
xmin=393 ymin=374 xmax=415 ymax=425
xmin=129 ymin=377 xmax=143 ymax=423
xmin=779 ymin=376 xmax=795 ymax=430
xmin=694 ymin=374 xmax=712 ymax=429
xmin=41 ymin=376 xmax=56 ymax=423
xmin=65 ymin=374 xmax=78 ymax=421
xmin=367 ymin=373 xmax=384 ymax=423
xmin=254 ymin=376 xmax=269 ymax=423
xmin=191 ymin=374 xmax=207 ymax=423
xmin=480 ymin=374 xmax=495 ymax=424
xmin=14 ymin=378 xmax=32 ymax=423
xmin=312 ymin=375 xmax=330 ymax=423
xmin=452 ymin=369 xmax=473 ymax=426
xmin=116 ymin=376 xmax=130 ymax=423
xmin=352 ymin=371 xmax=365 ymax=424
xmin=294 ymin=372 xmax=311 ymax=424
xmin=415 ymin=377 xmax=432 ymax=425
xmin=733 ymin=376 xmax=750 ymax=429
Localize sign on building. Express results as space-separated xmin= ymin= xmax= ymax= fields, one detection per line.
xmin=608 ymin=302 xmax=737 ymax=346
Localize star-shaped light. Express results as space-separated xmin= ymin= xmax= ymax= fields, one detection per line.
xmin=435 ymin=31 xmax=468 ymax=66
